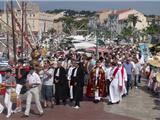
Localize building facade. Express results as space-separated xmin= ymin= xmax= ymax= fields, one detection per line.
xmin=147 ymin=15 xmax=160 ymax=26
xmin=97 ymin=10 xmax=112 ymax=24
xmin=1 ymin=3 xmax=64 ymax=34
xmin=116 ymin=9 xmax=148 ymax=30
xmin=98 ymin=9 xmax=148 ymax=34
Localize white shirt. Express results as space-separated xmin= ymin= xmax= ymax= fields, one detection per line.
xmin=0 ymin=74 xmax=2 ymax=83
xmin=109 ymin=67 xmax=115 ymax=81
xmin=56 ymin=68 xmax=60 ymax=77
xmin=43 ymin=68 xmax=54 ymax=86
xmin=100 ymin=62 xmax=106 ymax=71
xmin=134 ymin=62 xmax=141 ymax=75
xmin=130 ymin=61 xmax=135 ymax=70
xmin=95 ymin=68 xmax=99 ymax=85
xmin=27 ymin=72 xmax=42 ymax=85
xmin=105 ymin=67 xmax=112 ymax=80
xmin=67 ymin=67 xmax=75 ymax=80
xmin=96 ymin=68 xmax=99 ymax=80
xmin=139 ymin=55 xmax=145 ymax=64
xmin=73 ymin=68 xmax=78 ymax=77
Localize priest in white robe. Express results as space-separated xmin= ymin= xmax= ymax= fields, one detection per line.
xmin=108 ymin=61 xmax=127 ymax=104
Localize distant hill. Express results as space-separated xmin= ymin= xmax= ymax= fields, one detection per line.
xmin=46 ymin=9 xmax=96 ymax=17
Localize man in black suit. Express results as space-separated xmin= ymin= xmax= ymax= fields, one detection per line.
xmin=54 ymin=61 xmax=68 ymax=105
xmin=71 ymin=61 xmax=85 ymax=109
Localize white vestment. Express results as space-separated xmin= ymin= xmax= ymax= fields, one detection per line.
xmin=95 ymin=68 xmax=101 ymax=100
xmin=109 ymin=66 xmax=127 ymax=103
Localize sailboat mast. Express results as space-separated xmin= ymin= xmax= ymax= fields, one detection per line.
xmin=21 ymin=1 xmax=24 ymax=59
xmin=6 ymin=1 xmax=9 ymax=59
xmin=24 ymin=2 xmax=28 ymax=57
xmin=11 ymin=0 xmax=17 ymax=64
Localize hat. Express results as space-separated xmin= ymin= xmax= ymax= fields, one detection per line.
xmin=148 ymin=56 xmax=160 ymax=67
xmin=156 ymin=73 xmax=160 ymax=83
xmin=117 ymin=61 xmax=122 ymax=65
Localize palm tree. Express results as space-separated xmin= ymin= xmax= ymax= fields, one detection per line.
xmin=127 ymin=14 xmax=142 ymax=43
xmin=128 ymin=14 xmax=139 ymax=28
xmin=57 ymin=16 xmax=89 ymax=35
xmin=74 ymin=19 xmax=89 ymax=35
xmin=121 ymin=26 xmax=133 ymax=39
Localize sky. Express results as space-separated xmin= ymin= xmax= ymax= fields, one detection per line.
xmin=0 ymin=0 xmax=160 ymax=2
xmin=0 ymin=0 xmax=160 ymax=15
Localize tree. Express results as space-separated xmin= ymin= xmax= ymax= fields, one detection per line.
xmin=57 ymin=16 xmax=89 ymax=35
xmin=121 ymin=26 xmax=133 ymax=39
xmin=138 ymin=29 xmax=148 ymax=42
xmin=75 ymin=19 xmax=89 ymax=35
xmin=127 ymin=14 xmax=142 ymax=43
xmin=45 ymin=9 xmax=96 ymax=17
xmin=145 ymin=24 xmax=160 ymax=36
xmin=62 ymin=17 xmax=75 ymax=34
xmin=128 ymin=14 xmax=139 ymax=28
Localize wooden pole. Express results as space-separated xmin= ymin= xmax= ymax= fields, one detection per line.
xmin=21 ymin=1 xmax=24 ymax=59
xmin=11 ymin=0 xmax=17 ymax=64
xmin=24 ymin=2 xmax=28 ymax=57
xmin=6 ymin=1 xmax=9 ymax=59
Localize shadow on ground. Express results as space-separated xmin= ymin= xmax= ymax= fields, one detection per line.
xmin=138 ymin=81 xmax=160 ymax=110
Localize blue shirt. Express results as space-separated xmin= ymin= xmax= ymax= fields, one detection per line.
xmin=123 ymin=63 xmax=133 ymax=75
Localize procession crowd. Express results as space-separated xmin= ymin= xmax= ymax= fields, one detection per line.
xmin=0 ymin=44 xmax=160 ymax=118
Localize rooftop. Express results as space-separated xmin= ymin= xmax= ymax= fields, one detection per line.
xmin=115 ymin=8 xmax=133 ymax=15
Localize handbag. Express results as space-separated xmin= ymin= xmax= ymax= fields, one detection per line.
xmin=11 ymin=89 xmax=17 ymax=103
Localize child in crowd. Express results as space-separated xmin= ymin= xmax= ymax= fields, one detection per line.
xmin=3 ymin=69 xmax=16 ymax=118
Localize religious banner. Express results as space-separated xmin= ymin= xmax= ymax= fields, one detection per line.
xmin=139 ymin=43 xmax=150 ymax=62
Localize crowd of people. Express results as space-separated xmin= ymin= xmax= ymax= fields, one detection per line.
xmin=0 ymin=44 xmax=159 ymax=118
xmin=146 ymin=55 xmax=160 ymax=95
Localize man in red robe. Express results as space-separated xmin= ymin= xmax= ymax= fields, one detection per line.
xmin=86 ymin=60 xmax=107 ymax=103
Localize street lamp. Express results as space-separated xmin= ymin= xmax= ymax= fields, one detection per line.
xmin=88 ymin=16 xmax=100 ymax=60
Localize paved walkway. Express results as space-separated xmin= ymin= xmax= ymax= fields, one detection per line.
xmin=104 ymin=80 xmax=160 ymax=120
xmin=0 ymin=80 xmax=159 ymax=120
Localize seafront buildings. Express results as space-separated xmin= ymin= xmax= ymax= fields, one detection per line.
xmin=98 ymin=8 xmax=148 ymax=34
xmin=0 ymin=3 xmax=160 ymax=38
xmin=0 ymin=3 xmax=64 ymax=35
